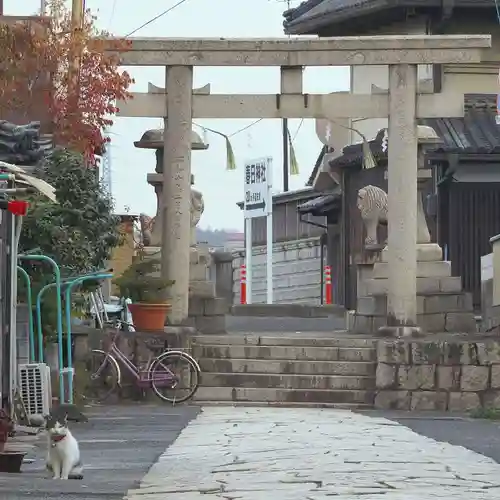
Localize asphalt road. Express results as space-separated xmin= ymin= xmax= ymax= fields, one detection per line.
xmin=4 ymin=405 xmax=500 ymax=499
xmin=385 ymin=412 xmax=500 ymax=464
xmin=0 ymin=404 xmax=199 ymax=500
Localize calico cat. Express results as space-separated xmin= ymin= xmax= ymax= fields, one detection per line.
xmin=44 ymin=413 xmax=84 ymax=480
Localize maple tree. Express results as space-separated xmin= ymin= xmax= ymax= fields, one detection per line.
xmin=0 ymin=0 xmax=133 ymax=163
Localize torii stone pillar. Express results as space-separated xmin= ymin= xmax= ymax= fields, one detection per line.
xmin=162 ymin=65 xmax=194 ymax=323
xmin=386 ymin=64 xmax=419 ymax=333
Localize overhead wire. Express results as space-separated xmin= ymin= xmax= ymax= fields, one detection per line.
xmin=292 ymin=118 xmax=304 ymax=141
xmin=108 ymin=0 xmax=118 ymax=30
xmin=125 ymin=0 xmax=191 ymax=37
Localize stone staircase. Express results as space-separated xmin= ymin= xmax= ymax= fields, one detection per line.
xmin=191 ymin=334 xmax=377 ymax=408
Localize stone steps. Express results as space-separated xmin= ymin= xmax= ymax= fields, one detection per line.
xmin=198 ymin=358 xmax=376 ymax=376
xmin=196 ymin=401 xmax=374 ymax=409
xmin=192 ymin=344 xmax=376 ymax=362
xmin=192 ymin=334 xmax=377 ymax=408
xmin=193 ymin=386 xmax=374 ymax=405
xmin=200 ymin=372 xmax=374 ymax=390
xmin=192 ymin=335 xmax=375 ymax=348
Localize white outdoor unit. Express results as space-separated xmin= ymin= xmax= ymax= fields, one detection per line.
xmin=18 ymin=363 xmax=52 ymax=419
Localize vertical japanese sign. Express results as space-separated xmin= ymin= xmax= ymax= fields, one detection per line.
xmin=243 ymin=157 xmax=273 ymax=304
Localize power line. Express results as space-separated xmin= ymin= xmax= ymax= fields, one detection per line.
xmin=108 ymin=0 xmax=118 ymax=30
xmin=192 ymin=119 xmax=263 ymax=139
xmin=292 ymin=118 xmax=304 ymax=141
xmin=229 ymin=119 xmax=263 ymax=138
xmin=125 ymin=0 xmax=191 ymax=37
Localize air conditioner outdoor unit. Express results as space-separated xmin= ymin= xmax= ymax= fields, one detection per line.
xmin=18 ymin=363 xmax=52 ymax=420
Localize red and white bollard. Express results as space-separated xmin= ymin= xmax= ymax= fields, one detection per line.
xmin=240 ymin=264 xmax=247 ymax=304
xmin=324 ymin=265 xmax=333 ymax=305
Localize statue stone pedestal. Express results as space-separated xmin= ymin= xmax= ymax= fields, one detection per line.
xmin=351 ymin=243 xmax=476 ymax=334
xmin=135 ymin=127 xmax=229 ymax=333
xmin=350 ymin=126 xmax=476 ymax=336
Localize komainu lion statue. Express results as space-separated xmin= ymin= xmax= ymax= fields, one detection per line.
xmin=139 ymin=213 xmax=154 ymax=247
xmin=357 ymin=185 xmax=387 ymax=247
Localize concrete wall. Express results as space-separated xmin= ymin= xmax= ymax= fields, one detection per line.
xmin=232 ymin=237 xmax=323 ymax=305
xmin=349 ymin=17 xmax=432 ymax=144
xmin=482 ymin=236 xmax=500 ymax=332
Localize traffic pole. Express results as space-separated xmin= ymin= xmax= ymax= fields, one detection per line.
xmin=324 ymin=265 xmax=332 ymax=305
xmin=240 ymin=264 xmax=247 ymax=305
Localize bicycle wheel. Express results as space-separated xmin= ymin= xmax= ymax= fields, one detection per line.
xmin=149 ymin=351 xmax=200 ymax=404
xmin=80 ymin=349 xmax=120 ymax=404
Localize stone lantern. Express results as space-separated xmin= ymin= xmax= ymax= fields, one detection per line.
xmin=134 ymin=128 xmax=208 ymax=247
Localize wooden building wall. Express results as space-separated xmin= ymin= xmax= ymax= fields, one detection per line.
xmin=440 ymin=181 xmax=500 ymax=308
xmin=250 ymin=192 xmax=326 ymax=246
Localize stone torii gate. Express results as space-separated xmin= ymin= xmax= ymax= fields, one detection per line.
xmin=111 ymin=34 xmax=490 ymax=332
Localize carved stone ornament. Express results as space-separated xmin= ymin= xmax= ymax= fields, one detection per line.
xmin=190 ymin=184 xmax=204 ymax=247
xmin=139 ymin=213 xmax=153 ymax=247
xmin=357 ymin=184 xmax=388 ymax=247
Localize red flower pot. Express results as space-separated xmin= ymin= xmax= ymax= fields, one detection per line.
xmin=127 ymin=302 xmax=171 ymax=332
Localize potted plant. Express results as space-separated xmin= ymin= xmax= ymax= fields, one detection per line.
xmin=0 ymin=409 xmax=25 ymax=473
xmin=0 ymin=410 xmax=13 ymax=453
xmin=113 ymin=258 xmax=174 ymax=331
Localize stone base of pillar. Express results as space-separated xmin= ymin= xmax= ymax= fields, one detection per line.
xmin=350 ymin=243 xmax=476 ymax=335
xmin=140 ymin=245 xmax=229 ymax=333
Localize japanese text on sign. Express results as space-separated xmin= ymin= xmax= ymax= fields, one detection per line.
xmin=245 ymin=161 xmax=267 ymax=186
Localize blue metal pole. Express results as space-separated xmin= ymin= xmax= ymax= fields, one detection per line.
xmin=64 ymin=273 xmax=112 ymax=404
xmin=18 ymin=255 xmax=63 ymax=401
xmin=16 ymin=266 xmax=34 ymax=363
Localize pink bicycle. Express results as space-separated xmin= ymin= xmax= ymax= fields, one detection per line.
xmin=81 ymin=320 xmax=201 ymax=404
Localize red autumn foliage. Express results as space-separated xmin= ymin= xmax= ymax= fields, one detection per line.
xmin=0 ymin=0 xmax=133 ymax=164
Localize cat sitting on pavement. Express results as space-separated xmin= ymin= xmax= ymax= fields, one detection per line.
xmin=44 ymin=413 xmax=84 ymax=480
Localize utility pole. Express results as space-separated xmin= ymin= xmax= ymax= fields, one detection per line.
xmin=69 ymin=0 xmax=84 ymax=104
xmin=282 ymin=0 xmax=291 ymax=193
xmin=40 ymin=0 xmax=46 ymax=15
xmin=282 ymin=118 xmax=289 ymax=192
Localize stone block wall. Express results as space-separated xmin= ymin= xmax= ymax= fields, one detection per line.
xmin=375 ymin=337 xmax=500 ymax=412
xmin=232 ymin=237 xmax=323 ymax=305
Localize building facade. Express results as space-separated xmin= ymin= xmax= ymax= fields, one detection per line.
xmin=283 ymin=1 xmax=500 ymax=311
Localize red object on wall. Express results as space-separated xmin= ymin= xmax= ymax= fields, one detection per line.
xmin=7 ymin=200 xmax=29 ymax=216
xmin=240 ymin=264 xmax=247 ymax=305
xmin=0 ymin=199 xmax=29 ymax=216
xmin=324 ymin=265 xmax=333 ymax=305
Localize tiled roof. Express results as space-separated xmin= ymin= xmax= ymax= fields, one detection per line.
xmin=328 ymin=94 xmax=500 ymax=170
xmin=0 ymin=120 xmax=54 ymax=166
xmin=423 ymin=94 xmax=500 ymax=155
xmin=284 ymin=0 xmax=383 ymax=33
xmin=307 ymin=144 xmax=328 ymax=187
xmin=297 ymin=187 xmax=341 ymax=215
xmin=283 ymin=0 xmax=496 ymax=34
xmin=283 ymin=0 xmax=324 ymax=23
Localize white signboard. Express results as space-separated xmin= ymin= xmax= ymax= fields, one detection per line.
xmin=243 ymin=157 xmax=273 ymax=305
xmin=244 ymin=157 xmax=272 ymax=219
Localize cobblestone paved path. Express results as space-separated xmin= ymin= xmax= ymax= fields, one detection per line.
xmin=125 ymin=407 xmax=500 ymax=499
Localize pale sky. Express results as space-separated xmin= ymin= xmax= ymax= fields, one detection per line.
xmin=8 ymin=0 xmax=350 ymax=230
